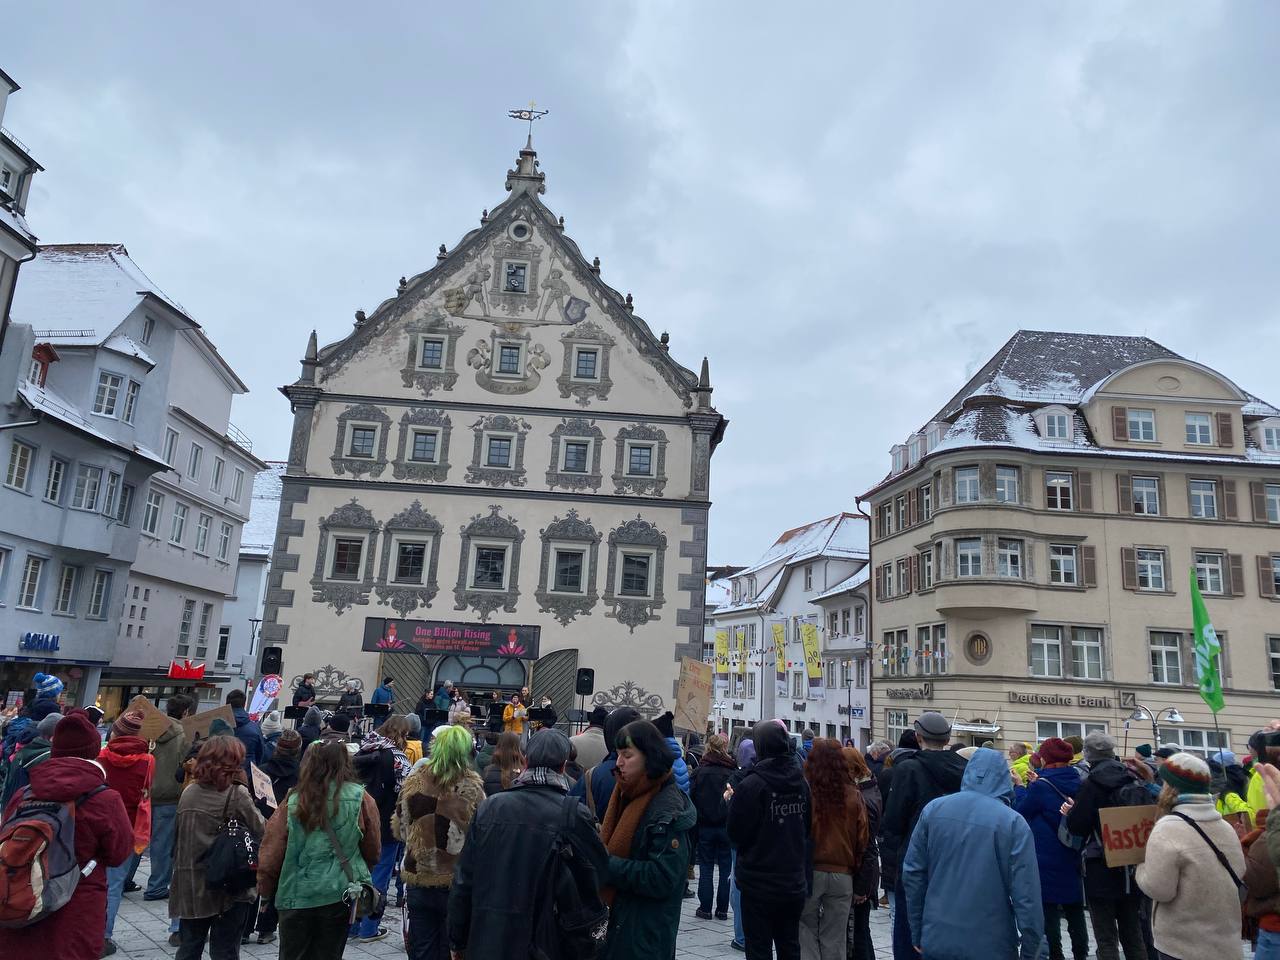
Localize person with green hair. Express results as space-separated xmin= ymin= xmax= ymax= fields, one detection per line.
xmin=395 ymin=723 xmax=485 ymax=959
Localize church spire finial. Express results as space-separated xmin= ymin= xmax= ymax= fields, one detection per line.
xmin=693 ymin=356 xmax=714 ymax=411
xmin=505 ymin=101 xmax=549 ymax=198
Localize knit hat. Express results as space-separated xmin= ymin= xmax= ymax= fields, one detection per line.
xmin=1154 ymin=746 xmax=1178 ymax=760
xmin=274 ymin=729 xmax=302 ymax=756
xmin=616 ymin=719 xmax=675 ymax=779
xmin=36 ymin=712 xmax=62 ymax=739
xmin=897 ymin=729 xmax=919 ymax=749
xmin=914 ymin=711 xmax=951 ymax=740
xmin=1039 ymin=737 xmax=1074 ymax=765
xmin=1209 ymin=749 xmax=1239 ymax=767
xmin=110 ymin=710 xmax=144 ymax=740
xmin=525 ymin=728 xmax=571 ymax=771
xmin=32 ymin=672 xmax=64 ymax=700
xmin=260 ymin=711 xmax=283 ymax=738
xmin=51 ymin=709 xmax=103 ymax=760
xmin=208 ymin=718 xmax=234 ymax=737
xmin=653 ymin=710 xmax=675 ymax=739
xmin=1135 ymin=744 xmax=1153 ymax=759
xmin=751 ymin=719 xmax=791 ymax=760
xmin=603 ymin=707 xmax=641 ymax=751
xmin=1158 ymin=752 xmax=1212 ymax=795
xmin=1083 ymin=731 xmax=1115 ymax=763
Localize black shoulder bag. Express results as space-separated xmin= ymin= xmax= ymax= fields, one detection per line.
xmin=200 ymin=785 xmax=259 ymax=894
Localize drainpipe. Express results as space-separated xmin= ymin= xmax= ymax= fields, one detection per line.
xmin=854 ymin=495 xmax=873 ymax=745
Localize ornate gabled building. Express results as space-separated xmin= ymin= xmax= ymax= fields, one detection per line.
xmin=263 ymin=137 xmax=726 ymax=718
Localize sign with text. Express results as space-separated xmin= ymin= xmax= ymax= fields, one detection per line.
xmin=714 ymin=630 xmax=729 ymax=696
xmin=363 ymin=617 xmax=540 ymax=659
xmin=249 ymin=762 xmax=278 ymax=810
xmin=126 ymin=696 xmax=174 ymax=741
xmin=772 ymin=622 xmax=787 ymax=698
xmin=1099 ymin=804 xmax=1158 ymax=868
xmin=181 ymin=705 xmax=236 ymax=744
xmin=800 ymin=623 xmax=824 ymax=700
xmin=673 ymin=657 xmax=713 ymax=734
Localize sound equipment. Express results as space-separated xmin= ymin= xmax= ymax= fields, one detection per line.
xmin=364 ymin=703 xmax=391 ymax=718
xmin=260 ymin=646 xmax=283 ymax=675
xmin=282 ymin=706 xmax=308 ymax=721
xmin=575 ymin=667 xmax=595 ymax=696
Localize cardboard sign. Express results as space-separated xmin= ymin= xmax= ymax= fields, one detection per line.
xmin=673 ymin=657 xmax=714 ymax=734
xmin=181 ymin=705 xmax=236 ymax=744
xmin=125 ymin=696 xmax=173 ymax=741
xmin=1099 ymin=804 xmax=1158 ymax=867
xmin=249 ymin=762 xmax=277 ymax=810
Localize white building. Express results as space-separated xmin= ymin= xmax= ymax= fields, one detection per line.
xmin=0 ymin=66 xmax=40 ymax=352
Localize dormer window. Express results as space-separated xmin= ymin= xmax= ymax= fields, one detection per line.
xmin=908 ymin=435 xmax=925 ymax=466
xmin=891 ymin=445 xmax=906 ymax=474
xmin=1262 ymin=422 xmax=1280 ymax=452
xmin=925 ymin=422 xmax=946 ymax=450
xmin=1045 ymin=413 xmax=1069 ymax=440
xmin=504 ymin=261 xmax=528 ymax=293
xmin=141 ymin=316 xmax=155 ymax=345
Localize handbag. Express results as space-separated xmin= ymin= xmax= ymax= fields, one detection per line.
xmin=1170 ymin=811 xmax=1247 ymax=904
xmin=322 ymin=817 xmax=379 ymax=920
xmin=132 ymin=792 xmax=152 ymax=855
xmin=200 ymin=786 xmax=259 ymax=893
xmin=1039 ymin=775 xmax=1085 ymax=852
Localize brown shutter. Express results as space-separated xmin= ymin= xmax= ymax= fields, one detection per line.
xmin=1216 ymin=412 xmax=1234 ymax=448
xmin=875 ymin=506 xmax=883 ymax=540
xmin=1120 ymin=547 xmax=1138 ymax=590
xmin=1228 ymin=553 xmax=1245 ymax=596
xmin=1112 ymin=406 xmax=1128 ymax=441
xmin=1155 ymin=474 xmax=1167 ymax=517
xmin=1253 ymin=482 xmax=1268 ymax=523
xmin=979 ymin=462 xmax=996 ymax=500
xmin=910 ymin=554 xmax=920 ymax=592
xmin=1259 ymin=556 xmax=1276 ymax=598
xmin=1223 ymin=478 xmax=1238 ymax=520
xmin=1078 ymin=470 xmax=1093 ymax=511
xmin=1117 ymin=474 xmax=1132 ymax=514
xmin=1082 ymin=545 xmax=1097 ymax=587
xmin=907 ymin=490 xmax=917 ymax=527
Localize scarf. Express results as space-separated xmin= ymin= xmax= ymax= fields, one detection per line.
xmin=599 ymin=770 xmax=670 ymax=905
xmin=359 ymin=731 xmax=411 ymax=794
xmin=513 ymin=767 xmax=570 ymax=791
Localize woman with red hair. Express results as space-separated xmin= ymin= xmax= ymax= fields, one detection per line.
xmin=170 ymin=736 xmax=265 ymax=960
xmin=800 ymin=738 xmax=869 ymax=960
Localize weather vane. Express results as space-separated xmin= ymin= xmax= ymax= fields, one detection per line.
xmin=508 ymin=100 xmax=549 ymax=138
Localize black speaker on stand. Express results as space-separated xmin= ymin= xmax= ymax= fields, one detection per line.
xmin=260 ymin=646 xmax=283 ymax=676
xmin=575 ymin=668 xmax=595 ymax=734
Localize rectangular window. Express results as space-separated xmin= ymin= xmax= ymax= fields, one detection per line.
xmin=954 ymin=466 xmax=979 ymax=503
xmin=163 ymin=428 xmax=179 ymax=465
xmin=855 ymin=605 xmax=865 ymax=635
xmin=628 ymin=444 xmax=653 ymax=476
xmin=472 ymin=546 xmax=507 ymax=589
xmin=211 ymin=457 xmax=225 ymax=493
xmin=887 ymin=710 xmax=910 ymax=746
xmin=995 ymin=465 xmax=1020 ymax=503
xmin=92 ymin=372 xmax=123 ymax=416
xmin=1127 ymin=408 xmax=1156 ymax=441
xmin=121 ymin=380 xmax=140 ymax=424
xmin=878 ymin=563 xmax=893 ymax=599
xmin=1163 ymin=728 xmax=1230 ymax=760
xmin=997 ymin=538 xmax=1023 ymax=578
xmin=18 ymin=556 xmax=44 ymax=609
xmin=620 ymin=553 xmax=652 ymax=597
xmin=1071 ymin=627 xmax=1104 ymax=680
xmin=1132 ymin=476 xmax=1160 ymax=515
xmin=855 ymin=658 xmax=867 ymax=688
xmin=841 ymin=608 xmax=851 ymax=635
xmin=1150 ymin=631 xmax=1182 ymax=684
xmin=553 ymin=549 xmax=585 ymax=593
xmin=918 ymin=623 xmax=947 ymax=675
xmin=170 ymin=502 xmax=188 ymax=544
xmin=44 ymin=457 xmax=67 ymax=503
xmin=141 ymin=316 xmax=155 ymax=344
xmin=1189 ymin=480 xmax=1218 ymax=519
xmin=1269 ymin=637 xmax=1280 ymax=692
xmin=142 ymin=490 xmax=163 ymax=535
xmin=176 ymin=599 xmax=195 ymax=657
xmin=394 ymin=541 xmax=427 ymax=584
xmin=1265 ymin=484 xmax=1280 ymax=524
xmin=562 ymin=440 xmax=590 ymax=473
xmin=330 ymin=537 xmax=364 ymax=580
xmin=1036 ymin=720 xmax=1107 ymax=743
xmin=895 ymin=495 xmax=907 ymax=530
xmin=885 ymin=629 xmax=910 ymax=677
xmin=348 ymin=426 xmax=376 ymax=458
xmin=5 ymin=440 xmax=34 ymax=490
xmin=1185 ymin=413 xmax=1213 ymax=445
xmin=419 ymin=337 xmax=445 ymax=369
xmin=1049 ymin=544 xmax=1078 ymax=585
xmin=746 ymin=672 xmax=757 ymax=698
xmin=920 ymin=551 xmax=933 ymax=589
xmin=71 ymin=465 xmax=102 ymax=510
xmin=1045 ymin=413 xmax=1070 ymax=439
xmin=485 ymin=436 xmax=513 ymax=468
xmin=102 ymin=472 xmax=120 ymax=517
xmin=54 ymin=565 xmax=78 ymax=615
xmin=956 ymin=537 xmax=982 ymax=577
xmin=1194 ymin=551 xmax=1224 ymax=594
xmin=896 ymin=558 xmax=910 ymax=594
xmin=503 ymin=263 xmax=527 ymax=293
xmin=87 ymin=570 xmax=110 ymax=618
xmin=1031 ymin=625 xmax=1063 ymax=678
xmin=920 ymin=483 xmax=932 ymax=521
xmin=194 ymin=513 xmax=212 ymax=554
xmin=217 ymin=522 xmax=231 ymax=561
xmin=879 ymin=503 xmax=893 ymax=537
xmin=410 ymin=430 xmax=438 ymax=462
xmin=1045 ymin=471 xmax=1073 ymax=510
xmin=497 ymin=344 xmax=522 ymax=375
xmin=574 ymin=348 xmax=598 ymax=380
xmin=217 ymin=626 xmax=230 ymax=662
xmin=231 ymin=469 xmax=244 ymax=502
xmin=1265 ymin=426 xmax=1280 ymax=451
xmin=1136 ymin=549 xmax=1166 ymax=591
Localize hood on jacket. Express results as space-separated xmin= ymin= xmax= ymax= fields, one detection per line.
xmin=903 ymin=746 xmax=967 ymax=784
xmin=232 ymin=707 xmax=254 ymax=729
xmin=749 ymin=753 xmax=805 ymax=790
xmin=735 ymin=738 xmax=756 ymax=770
xmin=1086 ymin=756 xmax=1134 ymax=791
xmin=100 ymin=735 xmax=150 ymax=763
xmin=26 ymin=755 xmax=107 ymax=800
xmin=961 ymin=748 xmax=1013 ymax=805
xmin=15 ymin=736 xmax=51 ymax=762
xmin=155 ymin=720 xmax=181 ymax=744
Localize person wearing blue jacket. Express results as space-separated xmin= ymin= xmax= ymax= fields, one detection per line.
xmin=225 ymin=689 xmax=267 ymax=772
xmin=1013 ymin=737 xmax=1086 ymax=960
xmin=653 ymin=711 xmax=690 ymax=793
xmin=903 ymin=747 xmax=1044 ymax=960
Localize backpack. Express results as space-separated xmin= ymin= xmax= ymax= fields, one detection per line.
xmin=1083 ymin=772 xmax=1155 ymax=862
xmin=198 ymin=786 xmax=259 ymax=894
xmin=530 ymin=795 xmax=610 ymax=960
xmin=0 ymin=784 xmax=106 ymax=927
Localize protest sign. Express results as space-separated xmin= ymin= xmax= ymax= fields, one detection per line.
xmin=1100 ymin=804 xmax=1158 ymax=868
xmin=250 ymin=762 xmax=277 ymax=810
xmin=125 ymin=695 xmax=173 ymax=741
xmin=181 ymin=705 xmax=236 ymax=743
xmin=673 ymin=657 xmax=713 ymax=734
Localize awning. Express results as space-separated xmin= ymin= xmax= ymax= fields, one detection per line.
xmin=99 ymin=668 xmax=231 ymax=687
xmin=952 ymin=721 xmax=1002 ymax=736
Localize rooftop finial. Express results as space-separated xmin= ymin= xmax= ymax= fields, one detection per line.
xmin=505 ymin=101 xmax=549 ymax=198
xmin=625 ymin=293 xmax=634 ymax=312
xmin=305 ymin=329 xmax=318 ymax=361
xmin=354 ymin=309 xmax=366 ymax=328
xmin=659 ymin=331 xmax=670 ymax=352
xmin=698 ymin=356 xmax=711 ymax=390
xmin=398 ymin=276 xmax=408 ymax=293
xmin=437 ymin=244 xmax=448 ymax=261
xmin=300 ymin=329 xmax=319 ymax=383
xmin=590 ymin=256 xmax=600 ymax=275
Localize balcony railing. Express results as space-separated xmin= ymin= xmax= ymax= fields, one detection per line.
xmin=226 ymin=421 xmax=253 ymax=453
xmin=1 ymin=125 xmax=31 ymax=156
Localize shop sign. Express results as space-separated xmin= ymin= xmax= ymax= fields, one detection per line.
xmin=1007 ymin=691 xmax=1113 ymax=708
xmin=20 ymin=632 xmax=60 ymax=652
xmin=363 ymin=617 xmax=540 ymax=659
xmin=884 ymin=682 xmax=932 ymax=700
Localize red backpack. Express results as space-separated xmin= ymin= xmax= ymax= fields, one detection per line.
xmin=0 ymin=784 xmax=105 ymax=927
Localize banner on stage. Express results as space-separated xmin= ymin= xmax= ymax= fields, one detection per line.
xmin=674 ymin=657 xmax=713 ymax=734
xmin=363 ymin=617 xmax=540 ymax=659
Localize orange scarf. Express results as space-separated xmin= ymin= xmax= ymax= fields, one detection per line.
xmin=599 ymin=770 xmax=669 ymax=905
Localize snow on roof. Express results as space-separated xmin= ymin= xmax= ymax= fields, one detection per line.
xmin=101 ymin=333 xmax=155 ymax=368
xmin=0 ymin=205 xmax=37 ymax=247
xmin=17 ymin=381 xmax=168 ymax=467
xmin=240 ymin=461 xmax=286 ymax=557
xmin=737 ymin=513 xmax=868 ymax=578
xmin=812 ymin=565 xmax=871 ymax=602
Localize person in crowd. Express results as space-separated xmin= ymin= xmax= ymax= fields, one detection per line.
xmin=351 ymin=720 xmax=412 ymax=942
xmin=599 ymin=719 xmax=696 ymax=960
xmin=864 ymin=740 xmax=891 ymax=787
xmin=253 ymin=729 xmax=303 ymax=945
xmin=0 ymin=710 xmax=60 ymax=808
xmin=448 ymin=689 xmax=472 ymax=726
xmin=292 ymin=674 xmax=317 ymax=710
xmin=298 ymin=706 xmax=323 ymax=753
xmin=571 ymin=706 xmax=641 ymax=819
xmin=378 ymin=715 xmax=411 ymax=757
xmin=261 ymin=710 xmax=285 ymax=751
xmin=100 ymin=709 xmax=156 ymax=955
xmin=565 ymin=741 xmax=584 ymax=782
xmin=728 ymin=719 xmax=812 ymax=960
xmin=1008 ymin=741 xmax=1033 ymax=783
xmin=727 ymin=736 xmax=757 ymax=951
xmin=371 ymin=676 xmax=396 ymax=706
xmin=1134 ymin=744 xmax=1159 ymax=777
xmin=0 ymin=710 xmax=131 ymax=960
xmin=1063 ymin=731 xmax=1147 ymax=960
xmin=145 ymin=693 xmax=194 ymax=905
xmin=1209 ymin=749 xmax=1252 ymax=834
xmin=450 ymin=729 xmax=606 ymax=956
xmin=402 ymin=713 xmax=424 ymax=764
xmin=483 ymin=730 xmax=524 ymax=796
xmin=338 ymin=680 xmax=364 ymax=722
xmin=1244 ymin=807 xmax=1280 ymax=959
xmin=322 ymin=711 xmax=359 ymax=755
xmin=502 ymin=692 xmax=527 ymax=736
xmin=876 ymin=727 xmax=920 ymax=921
xmin=844 ymin=746 xmax=881 ymax=960
xmin=880 ymin=712 xmax=966 ymax=960
xmin=903 ymin=747 xmax=1042 ymax=960
xmin=799 ymin=739 xmax=868 ymax=960
xmin=474 ymin=730 xmax=498 ymax=773
xmin=1134 ymin=752 xmax=1245 ymax=960
xmin=1013 ymin=736 xmax=1086 ymax=960
xmin=0 ymin=683 xmax=63 ymax=805
xmin=653 ymin=711 xmax=691 ymax=794
xmin=690 ymin=733 xmax=737 ymax=920
xmin=258 ymin=739 xmax=381 ymax=960
xmin=226 ymin=689 xmax=267 ymax=772
xmin=169 ymin=736 xmax=264 ymax=960
xmin=396 ymin=723 xmax=485 ymax=960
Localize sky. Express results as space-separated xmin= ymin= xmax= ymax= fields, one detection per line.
xmin=6 ymin=3 xmax=1279 ymax=566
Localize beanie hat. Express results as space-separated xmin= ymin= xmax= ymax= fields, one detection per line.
xmin=274 ymin=729 xmax=302 ymax=756
xmin=1154 ymin=745 xmax=1178 ymax=760
xmin=51 ymin=709 xmax=103 ymax=760
xmin=260 ymin=711 xmax=283 ymax=738
xmin=751 ymin=719 xmax=791 ymax=760
xmin=1209 ymin=749 xmax=1238 ymax=767
xmin=914 ymin=711 xmax=951 ymax=740
xmin=653 ymin=711 xmax=675 ymax=739
xmin=1158 ymin=752 xmax=1212 ymax=795
xmin=524 ymin=728 xmax=571 ymax=771
xmin=32 ymin=672 xmax=64 ymax=700
xmin=1039 ymin=737 xmax=1074 ymax=765
xmin=1135 ymin=744 xmax=1153 ymax=759
xmin=603 ymin=707 xmax=641 ymax=750
xmin=110 ymin=710 xmax=144 ymax=740
xmin=208 ymin=718 xmax=234 ymax=737
xmin=616 ymin=719 xmax=675 ymax=779
xmin=587 ymin=706 xmax=608 ymax=728
xmin=1083 ymin=730 xmax=1115 ymax=763
xmin=36 ymin=712 xmax=62 ymax=739
xmin=897 ymin=729 xmax=919 ymax=749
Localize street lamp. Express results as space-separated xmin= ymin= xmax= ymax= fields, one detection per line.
xmin=1129 ymin=703 xmax=1184 ymax=745
xmin=713 ymin=700 xmax=728 ymax=734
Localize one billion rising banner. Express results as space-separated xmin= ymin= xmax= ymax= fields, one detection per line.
xmin=363 ymin=617 xmax=541 ymax=659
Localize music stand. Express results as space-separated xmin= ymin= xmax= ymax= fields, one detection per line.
xmin=421 ymin=709 xmax=449 ymax=729
xmin=485 ymin=702 xmax=505 ymax=732
xmin=283 ymin=706 xmax=308 ymax=721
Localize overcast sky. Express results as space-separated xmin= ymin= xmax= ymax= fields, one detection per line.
xmin=6 ymin=3 xmax=1279 ymax=565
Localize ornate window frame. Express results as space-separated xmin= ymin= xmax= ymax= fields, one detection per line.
xmin=311 ymin=500 xmax=380 ymax=614
xmin=400 ymin=310 xmax=464 ymax=397
xmin=465 ymin=327 xmax=551 ymax=395
xmin=488 ymin=238 xmax=544 ymax=316
xmin=546 ymin=418 xmax=605 ymax=492
xmin=375 ymin=500 xmax=443 ymax=618
xmin=331 ymin=404 xmax=391 ymax=478
xmin=557 ymin=320 xmax=615 ymax=406
xmin=535 ymin=509 xmax=601 ymax=625
xmin=392 ymin=408 xmax=452 ymax=482
xmin=612 ymin=423 xmax=669 ymax=496
xmin=603 ymin=516 xmax=667 ymax=632
xmin=453 ymin=505 xmax=524 ymax=622
xmin=466 ymin=414 xmax=531 ymax=487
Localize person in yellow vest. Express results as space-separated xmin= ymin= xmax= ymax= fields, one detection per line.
xmin=502 ymin=693 xmax=527 ymax=736
xmin=1008 ymin=742 xmax=1034 ymax=784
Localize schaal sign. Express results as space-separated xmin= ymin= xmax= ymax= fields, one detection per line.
xmin=362 ymin=617 xmax=541 ymax=659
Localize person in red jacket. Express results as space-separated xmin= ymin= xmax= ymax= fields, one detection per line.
xmin=0 ymin=709 xmax=133 ymax=960
xmin=99 ymin=709 xmax=155 ymax=955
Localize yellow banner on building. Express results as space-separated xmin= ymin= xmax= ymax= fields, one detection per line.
xmin=772 ymin=622 xmax=787 ymax=697
xmin=714 ymin=630 xmax=730 ymax=695
xmin=800 ymin=622 xmax=824 ymax=700
xmin=735 ymin=627 xmax=747 ymax=678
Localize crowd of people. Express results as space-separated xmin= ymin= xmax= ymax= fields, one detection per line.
xmin=6 ymin=679 xmax=1280 ymax=960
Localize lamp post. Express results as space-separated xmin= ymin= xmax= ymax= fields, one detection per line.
xmin=1129 ymin=703 xmax=1185 ymax=746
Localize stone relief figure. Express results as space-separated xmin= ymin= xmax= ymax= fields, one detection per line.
xmin=536 ymin=267 xmax=571 ymax=322
xmin=466 ymin=339 xmax=491 ymax=373
xmin=444 ymin=261 xmax=492 ymax=318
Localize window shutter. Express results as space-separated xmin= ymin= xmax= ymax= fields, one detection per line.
xmin=1252 ymin=482 xmax=1268 ymax=523
xmin=1223 ymin=478 xmax=1239 ymax=520
xmin=979 ymin=462 xmax=996 ymax=500
xmin=875 ymin=507 xmax=883 ymax=540
xmin=910 ymin=554 xmax=920 ymax=592
xmin=1078 ymin=470 xmax=1093 ymax=511
xmin=1015 ymin=465 xmax=1025 ymax=504
xmin=938 ymin=469 xmax=950 ymax=506
xmin=1228 ymin=553 xmax=1245 ymax=597
xmin=1112 ymin=406 xmax=1128 ymax=441
xmin=1120 ymin=547 xmax=1138 ymax=590
xmin=1116 ymin=474 xmax=1132 ymax=514
xmin=1155 ymin=474 xmax=1167 ymax=516
xmin=907 ymin=490 xmax=917 ymax=527
xmin=1259 ymin=556 xmax=1275 ymax=598
xmin=1082 ymin=545 xmax=1097 ymax=587
xmin=1216 ymin=412 xmax=1234 ymax=448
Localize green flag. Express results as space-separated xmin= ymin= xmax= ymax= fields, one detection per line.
xmin=1190 ymin=567 xmax=1225 ymax=713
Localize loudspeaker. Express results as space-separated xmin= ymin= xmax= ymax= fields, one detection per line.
xmin=575 ymin=667 xmax=595 ymax=696
xmin=260 ymin=646 xmax=283 ymax=676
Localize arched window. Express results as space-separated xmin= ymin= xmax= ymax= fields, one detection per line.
xmin=434 ymin=655 xmax=526 ymax=690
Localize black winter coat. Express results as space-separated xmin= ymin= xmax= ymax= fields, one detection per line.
xmin=854 ymin=778 xmax=883 ymax=900
xmin=690 ymin=755 xmax=737 ymax=828
xmin=354 ymin=746 xmax=397 ymax=838
xmin=1065 ymin=757 xmax=1143 ymax=899
xmin=879 ymin=748 xmax=966 ymax=875
xmin=727 ymin=754 xmax=812 ymax=899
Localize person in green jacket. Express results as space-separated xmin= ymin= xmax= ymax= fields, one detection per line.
xmin=256 ymin=739 xmax=382 ymax=960
xmin=599 ymin=719 xmax=697 ymax=960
